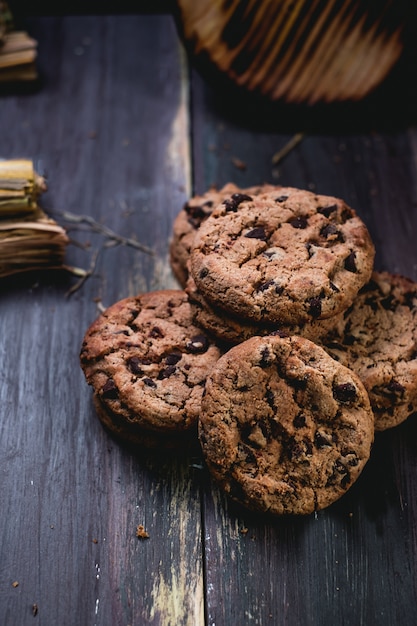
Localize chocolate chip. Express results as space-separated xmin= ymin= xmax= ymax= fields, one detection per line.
xmin=387 ymin=380 xmax=405 ymax=394
xmin=223 ymin=198 xmax=239 ymax=212
xmin=333 ymin=382 xmax=357 ymax=403
xmin=184 ymin=203 xmax=206 ymax=221
xmin=158 ymin=365 xmax=176 ymax=379
xmin=320 ymin=223 xmax=343 ymax=241
xmin=364 ymin=295 xmax=378 ymax=312
xmin=102 ymin=378 xmax=118 ymax=399
xmin=326 ymin=341 xmax=346 ymax=351
xmin=403 ymin=291 xmax=417 ymax=309
xmin=259 ymin=346 xmax=273 ymax=368
xmin=143 ymin=378 xmax=157 ymax=388
xmin=344 ymin=251 xmax=357 ymax=272
xmin=308 ymin=297 xmax=322 ymax=318
xmin=306 ymin=243 xmax=314 ymax=258
xmin=289 ymin=377 xmax=308 ymax=390
xmin=314 ymin=431 xmax=331 ymax=448
xmin=165 ymin=352 xmax=182 ymax=365
xmin=258 ymin=279 xmax=275 ymax=292
xmin=127 ymin=356 xmax=144 ymax=375
xmin=380 ymin=295 xmax=396 ymax=311
xmin=231 ymin=192 xmax=252 ymax=205
xmin=317 ymin=204 xmax=337 ymax=217
xmin=289 ymin=216 xmax=308 ymax=229
xmin=150 ymin=326 xmax=164 ymax=338
xmin=245 ymin=226 xmax=267 ymax=240
xmin=199 ymin=267 xmax=209 ymax=279
xmin=265 ymin=389 xmax=276 ymax=410
xmin=293 ymin=413 xmax=306 ymax=428
xmin=275 ymin=195 xmax=289 ymax=203
xmin=186 ymin=217 xmax=198 ymax=228
xmin=341 ymin=206 xmax=354 ymax=222
xmin=186 ymin=334 xmax=209 ymax=353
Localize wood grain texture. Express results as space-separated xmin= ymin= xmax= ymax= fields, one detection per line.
xmin=0 ymin=14 xmax=201 ymax=626
xmin=0 ymin=10 xmax=417 ymax=626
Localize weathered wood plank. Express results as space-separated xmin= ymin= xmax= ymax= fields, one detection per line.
xmin=2 ymin=10 xmax=417 ymax=626
xmin=190 ymin=69 xmax=417 ymax=625
xmin=0 ymin=15 xmax=203 ymax=626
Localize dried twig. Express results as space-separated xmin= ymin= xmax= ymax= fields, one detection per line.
xmin=272 ymin=132 xmax=304 ymax=165
xmin=52 ymin=209 xmax=154 ymax=256
xmin=65 ymin=248 xmax=100 ymax=297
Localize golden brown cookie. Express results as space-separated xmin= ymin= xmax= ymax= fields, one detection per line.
xmin=80 ymin=290 xmax=223 ymax=447
xmin=190 ymin=187 xmax=375 ymax=326
xmin=317 ymin=271 xmax=417 ymax=431
xmin=199 ymin=334 xmax=374 ymax=515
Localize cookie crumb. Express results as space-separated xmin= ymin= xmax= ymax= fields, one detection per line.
xmin=12 ymin=581 xmax=19 ymax=588
xmin=136 ymin=524 xmax=150 ymax=539
xmin=239 ymin=527 xmax=249 ymax=535
xmin=92 ymin=538 xmax=98 ymax=544
xmin=32 ymin=603 xmax=38 ymax=617
xmin=231 ymin=157 xmax=247 ymax=171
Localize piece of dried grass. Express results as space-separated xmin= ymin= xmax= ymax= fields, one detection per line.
xmin=0 ymin=159 xmax=72 ymax=279
xmin=0 ymin=1 xmax=38 ymax=82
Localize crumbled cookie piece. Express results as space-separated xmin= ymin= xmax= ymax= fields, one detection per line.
xmin=136 ymin=524 xmax=150 ymax=539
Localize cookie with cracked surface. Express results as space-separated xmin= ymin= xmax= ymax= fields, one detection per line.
xmin=190 ymin=187 xmax=375 ymax=325
xmin=199 ymin=334 xmax=374 ymax=515
xmin=317 ymin=271 xmax=417 ymax=431
xmin=80 ymin=290 xmax=223 ymax=446
xmin=170 ymin=182 xmax=277 ymax=287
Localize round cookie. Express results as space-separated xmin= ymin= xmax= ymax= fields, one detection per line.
xmin=317 ymin=271 xmax=417 ymax=431
xmin=80 ymin=289 xmax=223 ymax=446
xmin=199 ymin=334 xmax=374 ymax=515
xmin=170 ymin=182 xmax=277 ymax=287
xmin=190 ymin=187 xmax=375 ymax=325
xmin=185 ymin=273 xmax=338 ymax=346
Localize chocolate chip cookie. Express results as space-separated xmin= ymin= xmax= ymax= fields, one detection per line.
xmin=170 ymin=182 xmax=277 ymax=287
xmin=317 ymin=271 xmax=417 ymax=431
xmin=80 ymin=290 xmax=223 ymax=447
xmin=199 ymin=334 xmax=374 ymax=515
xmin=190 ymin=187 xmax=375 ymax=325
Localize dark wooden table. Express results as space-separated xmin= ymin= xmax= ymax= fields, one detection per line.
xmin=1 ymin=9 xmax=417 ymax=626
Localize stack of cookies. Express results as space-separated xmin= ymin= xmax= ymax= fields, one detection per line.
xmin=80 ymin=183 xmax=417 ymax=516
